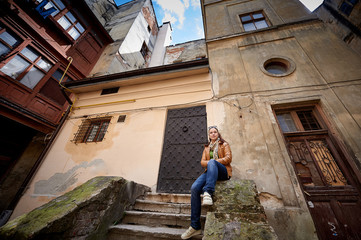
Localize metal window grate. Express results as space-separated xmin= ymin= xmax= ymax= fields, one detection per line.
xmin=297 ymin=111 xmax=321 ymax=131
xmin=72 ymin=116 xmax=111 ymax=143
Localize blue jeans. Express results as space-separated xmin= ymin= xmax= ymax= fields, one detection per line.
xmin=190 ymin=159 xmax=229 ymax=230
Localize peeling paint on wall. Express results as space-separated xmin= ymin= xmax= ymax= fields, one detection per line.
xmin=33 ymin=159 xmax=106 ymax=196
xmin=164 ymin=39 xmax=206 ymax=64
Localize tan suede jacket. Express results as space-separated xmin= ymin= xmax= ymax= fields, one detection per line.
xmin=201 ymin=141 xmax=232 ymax=177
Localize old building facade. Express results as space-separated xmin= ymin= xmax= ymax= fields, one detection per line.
xmin=0 ymin=0 xmax=174 ymax=226
xmin=201 ymin=0 xmax=361 ymax=239
xmin=316 ymin=0 xmax=361 ymax=56
xmin=4 ymin=0 xmax=361 ymax=239
xmin=0 ymin=0 xmax=113 ymax=224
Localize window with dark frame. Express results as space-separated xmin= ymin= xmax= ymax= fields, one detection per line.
xmin=0 ymin=27 xmax=22 ymax=59
xmin=0 ymin=45 xmax=53 ymax=89
xmin=140 ymin=41 xmax=149 ymax=59
xmin=73 ymin=117 xmax=111 ymax=143
xmin=36 ymin=0 xmax=86 ymax=40
xmin=240 ymin=11 xmax=269 ymax=32
xmin=339 ymin=0 xmax=359 ymax=16
xmin=276 ymin=109 xmax=323 ymax=133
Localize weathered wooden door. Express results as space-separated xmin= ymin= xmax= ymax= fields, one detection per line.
xmin=275 ymin=105 xmax=361 ymax=240
xmin=157 ymin=106 xmax=207 ymax=193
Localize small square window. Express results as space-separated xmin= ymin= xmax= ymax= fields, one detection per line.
xmin=240 ymin=11 xmax=269 ymax=32
xmin=117 ymin=115 xmax=126 ymax=123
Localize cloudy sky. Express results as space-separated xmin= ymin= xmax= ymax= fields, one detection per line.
xmin=152 ymin=0 xmax=204 ymax=45
xmin=114 ymin=0 xmax=323 ymax=45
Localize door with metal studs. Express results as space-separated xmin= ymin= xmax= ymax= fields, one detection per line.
xmin=157 ymin=106 xmax=207 ymax=194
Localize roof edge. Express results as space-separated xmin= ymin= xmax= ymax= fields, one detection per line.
xmin=65 ymin=58 xmax=209 ymax=88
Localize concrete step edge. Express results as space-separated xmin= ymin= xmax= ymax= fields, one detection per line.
xmin=135 ymin=199 xmax=190 ymax=206
xmin=109 ymin=224 xmax=192 ymax=237
xmin=143 ymin=193 xmax=191 ymax=203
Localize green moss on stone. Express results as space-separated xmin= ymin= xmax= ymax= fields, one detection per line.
xmin=0 ymin=176 xmax=124 ymax=239
xmin=203 ymin=179 xmax=278 ymax=240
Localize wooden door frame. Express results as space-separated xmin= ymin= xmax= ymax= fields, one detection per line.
xmin=272 ymin=100 xmax=361 ymax=191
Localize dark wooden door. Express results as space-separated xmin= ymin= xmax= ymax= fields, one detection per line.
xmin=275 ymin=106 xmax=361 ymax=240
xmin=157 ymin=106 xmax=207 ymax=193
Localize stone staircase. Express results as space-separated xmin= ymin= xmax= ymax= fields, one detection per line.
xmin=108 ymin=193 xmax=209 ymax=240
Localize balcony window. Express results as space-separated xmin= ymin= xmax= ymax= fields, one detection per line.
xmin=0 ymin=46 xmax=53 ymax=89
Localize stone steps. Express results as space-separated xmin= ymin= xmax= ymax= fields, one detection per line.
xmin=108 ymin=224 xmax=202 ymax=240
xmin=108 ymin=193 xmax=207 ymax=239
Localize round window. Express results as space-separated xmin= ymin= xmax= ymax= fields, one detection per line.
xmin=261 ymin=57 xmax=295 ymax=77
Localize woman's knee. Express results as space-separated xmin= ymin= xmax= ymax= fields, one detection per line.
xmin=191 ymin=182 xmax=202 ymax=194
xmin=207 ymin=159 xmax=217 ymax=167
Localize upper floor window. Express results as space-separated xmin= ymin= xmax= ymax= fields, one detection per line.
xmin=0 ymin=28 xmax=22 ymax=59
xmin=276 ymin=109 xmax=323 ymax=133
xmin=36 ymin=0 xmax=86 ymax=40
xmin=1 ymin=46 xmax=53 ymax=89
xmin=339 ymin=0 xmax=359 ymax=16
xmin=140 ymin=41 xmax=149 ymax=59
xmin=240 ymin=11 xmax=269 ymax=32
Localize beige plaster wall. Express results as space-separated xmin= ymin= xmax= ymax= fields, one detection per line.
xmin=11 ymin=71 xmax=212 ymax=219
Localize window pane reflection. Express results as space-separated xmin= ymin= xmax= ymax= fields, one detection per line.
xmin=58 ymin=16 xmax=71 ymax=30
xmin=68 ymin=27 xmax=80 ymax=40
xmin=276 ymin=113 xmax=297 ymax=132
xmin=21 ymin=47 xmax=39 ymax=62
xmin=66 ymin=12 xmax=76 ymax=23
xmin=0 ymin=31 xmax=20 ymax=47
xmin=76 ymin=23 xmax=85 ymax=33
xmin=244 ymin=23 xmax=256 ymax=31
xmin=37 ymin=59 xmax=53 ymax=71
xmin=19 ymin=67 xmax=45 ymax=89
xmin=255 ymin=20 xmax=268 ymax=29
xmin=0 ymin=55 xmax=30 ymax=79
xmin=0 ymin=42 xmax=10 ymax=56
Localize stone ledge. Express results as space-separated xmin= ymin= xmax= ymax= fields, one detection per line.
xmin=203 ymin=179 xmax=278 ymax=240
xmin=0 ymin=176 xmax=150 ymax=240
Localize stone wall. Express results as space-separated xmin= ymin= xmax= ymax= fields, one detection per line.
xmin=203 ymin=179 xmax=278 ymax=240
xmin=0 ymin=176 xmax=150 ymax=240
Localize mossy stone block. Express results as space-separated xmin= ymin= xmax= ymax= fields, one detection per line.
xmin=203 ymin=179 xmax=278 ymax=240
xmin=0 ymin=176 xmax=150 ymax=240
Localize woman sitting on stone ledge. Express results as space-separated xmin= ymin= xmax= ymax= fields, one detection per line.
xmin=181 ymin=126 xmax=232 ymax=239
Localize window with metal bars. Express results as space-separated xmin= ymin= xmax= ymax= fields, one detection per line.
xmin=239 ymin=11 xmax=269 ymax=32
xmin=73 ymin=117 xmax=111 ymax=143
xmin=275 ymin=109 xmax=323 ymax=133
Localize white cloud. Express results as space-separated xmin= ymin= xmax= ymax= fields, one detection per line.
xmin=196 ymin=24 xmax=204 ymax=38
xmin=162 ymin=12 xmax=178 ymax=25
xmin=184 ymin=0 xmax=190 ymax=8
xmin=191 ymin=0 xmax=200 ymax=8
xmin=155 ymin=0 xmax=187 ymax=28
